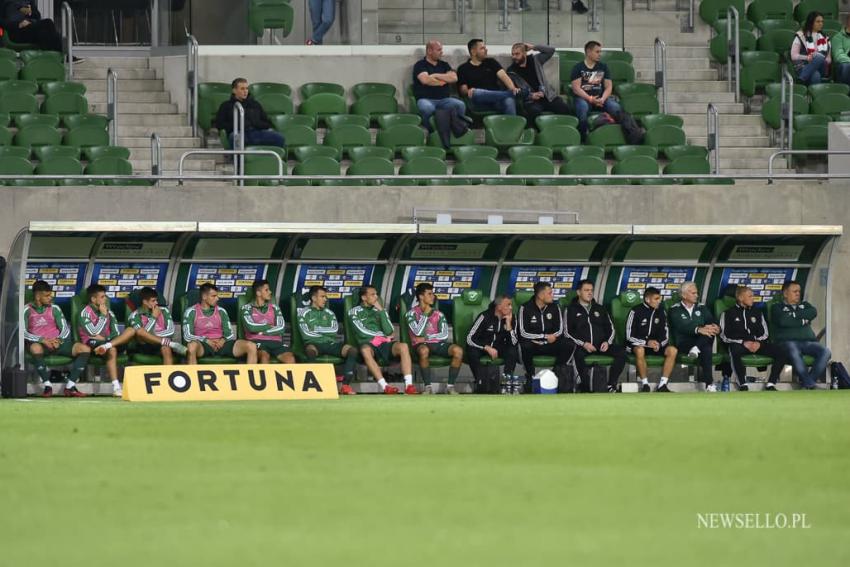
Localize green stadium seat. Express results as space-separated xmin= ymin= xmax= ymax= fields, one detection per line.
xmin=559 ymin=155 xmax=609 ymax=185
xmin=756 ymin=18 xmax=798 ymax=34
xmin=809 ymin=83 xmax=850 ymax=98
xmin=35 ymin=157 xmax=85 ymax=186
xmin=712 ymin=17 xmax=756 ymax=33
xmin=347 ymin=156 xmax=394 ymax=185
xmin=664 ymin=156 xmax=733 ymax=184
xmin=0 ymin=58 xmax=17 ymax=81
xmin=197 ymin=82 xmax=231 ymax=132
xmin=699 ymin=0 xmax=746 ymax=25
xmin=244 ymin=151 xmax=286 ymax=186
xmin=611 ymin=155 xmax=670 ymax=185
xmin=376 ymin=123 xmax=425 ymax=154
xmin=349 ymin=145 xmax=394 ymax=163
xmin=606 ymin=61 xmax=636 ymax=84
xmin=351 ymin=82 xmax=397 ymax=100
xmin=741 ymin=50 xmax=780 ymax=67
xmin=661 ymin=144 xmax=709 ymax=161
xmin=0 ymin=31 xmax=37 ymax=51
xmin=560 ymin=145 xmax=605 ymax=161
xmin=291 ymin=145 xmax=340 ymax=162
xmin=0 ymin=111 xmax=8 ymax=127
xmin=793 ymin=114 xmax=830 ymax=130
xmin=755 ymin=30 xmax=796 ymax=56
xmin=621 ymin=93 xmax=660 ymax=117
xmin=397 ymin=156 xmax=449 ymax=186
xmin=85 ymin=157 xmax=149 ymax=186
xmin=792 ymin=124 xmax=827 ymax=151
xmin=452 ymin=145 xmax=498 ymax=162
xmin=401 ymin=145 xmax=445 ymax=161
xmin=484 ymin=115 xmax=535 ymax=152
xmin=535 ymin=124 xmax=581 ymax=149
xmin=290 ymin=156 xmax=341 ymax=186
xmin=33 ymin=145 xmax=79 ymax=161
xmin=15 ymin=125 xmax=61 ymax=147
xmin=741 ymin=61 xmax=781 ymax=97
xmin=279 ymin=124 xmax=317 ymax=147
xmin=0 ymin=92 xmax=38 ymax=115
xmin=42 ymin=82 xmax=87 ymax=98
xmin=794 ymin=0 xmax=838 ymax=22
xmin=377 ymin=113 xmax=421 ymax=129
xmin=15 ymin=113 xmax=59 ymax=128
xmin=821 ymin=18 xmax=842 ymax=35
xmin=452 ymin=156 xmax=508 ymax=185
xmin=20 ymin=58 xmax=65 ymax=85
xmin=249 ymin=82 xmax=292 ymax=98
xmin=0 ymin=79 xmax=38 ymax=96
xmin=747 ymin=0 xmax=793 ymax=23
xmin=507 ymin=145 xmax=554 ymax=161
xmin=761 ymin=94 xmax=809 ymax=129
xmin=709 ymin=30 xmax=757 ymax=64
xmin=0 ymin=156 xmax=36 ymax=185
xmin=601 ymin=50 xmax=634 ymax=64
xmin=588 ymin=124 xmax=627 ymax=151
xmin=644 ymin=125 xmax=687 ymax=150
xmin=322 ymin=124 xmax=371 ymax=157
xmin=325 ymin=114 xmax=370 ymax=130
xmin=0 ymin=126 xmax=12 ymax=146
xmin=41 ymin=93 xmax=88 ymax=116
xmin=0 ymin=145 xmax=31 ymax=159
xmin=298 ymin=93 xmax=347 ymax=125
xmin=300 ymin=82 xmax=345 ymax=99
xmin=614 ymin=82 xmax=657 ymax=98
xmin=427 ymin=128 xmax=476 ymax=152
xmin=351 ymin=94 xmax=398 ymax=121
xmin=64 ymin=126 xmax=110 ymax=148
xmin=811 ymin=93 xmax=850 ymax=120
xmin=63 ymin=114 xmax=108 ymax=130
xmin=0 ymin=47 xmax=16 ymax=60
xmin=19 ymin=50 xmax=62 ymax=64
xmin=612 ymin=145 xmax=658 ymax=161
xmin=506 ymin=155 xmax=556 ymax=186
xmin=254 ymin=93 xmax=293 ymax=115
xmin=271 ymin=113 xmax=317 ymax=130
xmin=764 ymin=82 xmax=808 ymax=99
xmin=248 ymin=0 xmax=294 ymax=37
xmin=452 ymin=289 xmax=503 ymax=369
xmin=82 ymin=146 xmax=131 ymax=161
xmin=535 ymin=114 xmax=579 ymax=131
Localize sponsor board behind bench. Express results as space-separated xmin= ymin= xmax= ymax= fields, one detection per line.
xmin=122 ymin=364 xmax=339 ymax=402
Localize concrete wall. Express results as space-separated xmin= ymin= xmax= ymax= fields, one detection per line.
xmin=0 ymin=181 xmax=847 ymax=359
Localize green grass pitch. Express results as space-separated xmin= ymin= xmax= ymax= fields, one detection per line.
xmin=1 ymin=392 xmax=849 ymax=566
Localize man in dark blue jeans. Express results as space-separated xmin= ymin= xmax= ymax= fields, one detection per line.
xmin=457 ymin=39 xmax=520 ymax=115
xmin=770 ymin=280 xmax=831 ymax=389
xmin=412 ymin=40 xmax=469 ymax=131
xmin=215 ymin=78 xmax=285 ymax=148
xmin=570 ymin=40 xmax=622 ymax=141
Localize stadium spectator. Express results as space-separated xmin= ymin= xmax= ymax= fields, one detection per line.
xmin=521 ymin=0 xmax=588 ymax=10
xmin=792 ymin=11 xmax=831 ymax=86
xmin=668 ymin=282 xmax=727 ymax=392
xmin=79 ymin=284 xmax=136 ymax=397
xmin=307 ymin=0 xmax=336 ymax=45
xmin=457 ymin=39 xmax=520 ymax=115
xmin=128 ymin=286 xmax=186 ymax=365
xmin=215 ymin=78 xmax=285 ymax=149
xmin=626 ymin=287 xmax=677 ymax=393
xmin=770 ymin=281 xmax=831 ymax=389
xmin=564 ymin=279 xmax=626 ymax=393
xmin=466 ymin=294 xmax=519 ymax=394
xmin=348 ymin=285 xmax=415 ymax=395
xmin=830 ymin=14 xmax=850 ymax=86
xmin=517 ymin=281 xmax=575 ymax=391
xmin=241 ymin=279 xmax=294 ymax=364
xmin=571 ymin=40 xmax=622 ymax=141
xmin=4 ymin=1 xmax=71 ymax=58
xmin=404 ymin=282 xmax=464 ymax=395
xmin=412 ymin=40 xmax=469 ymax=131
xmin=183 ymin=283 xmax=258 ymax=365
xmin=297 ymin=285 xmax=359 ymax=395
xmin=508 ymin=42 xmax=573 ymax=127
xmin=720 ymin=286 xmax=786 ymax=391
xmin=24 ymin=280 xmax=90 ymax=397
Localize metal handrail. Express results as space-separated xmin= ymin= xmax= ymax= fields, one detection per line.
xmin=726 ymin=6 xmax=741 ymax=103
xmin=60 ymin=2 xmax=73 ymax=79
xmin=150 ymin=133 xmax=163 ymax=182
xmin=186 ymin=34 xmax=199 ymax=137
xmin=707 ymin=103 xmax=720 ymax=174
xmin=687 ymin=0 xmax=695 ymax=32
xmin=232 ymin=101 xmax=246 ymax=186
xmin=499 ymin=0 xmax=510 ymax=32
xmin=106 ymin=68 xmax=118 ymax=146
xmin=767 ymin=150 xmax=850 ymax=181
xmin=459 ymin=0 xmax=466 ymax=34
xmin=654 ymin=38 xmax=668 ymax=114
xmin=781 ymin=66 xmax=795 ymax=168
xmin=590 ymin=0 xmax=601 ymax=32
xmin=177 ymin=149 xmax=285 ymax=183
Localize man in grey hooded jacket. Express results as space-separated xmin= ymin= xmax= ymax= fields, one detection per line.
xmin=508 ymin=42 xmax=573 ymax=127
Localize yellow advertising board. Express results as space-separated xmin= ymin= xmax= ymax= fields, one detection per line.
xmin=122 ymin=364 xmax=339 ymax=402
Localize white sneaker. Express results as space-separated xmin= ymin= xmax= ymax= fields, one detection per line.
xmin=169 ymin=342 xmax=188 ymax=356
xmin=688 ymin=346 xmax=700 ymax=358
xmin=112 ymin=385 xmax=123 ymax=398
xmin=447 ymin=384 xmax=459 ymax=395
xmin=706 ymin=383 xmax=717 ymax=392
xmin=423 ymin=384 xmax=434 ymax=395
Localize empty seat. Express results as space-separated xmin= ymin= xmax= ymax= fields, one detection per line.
xmin=620 ymin=93 xmax=660 ymax=117
xmin=0 ymin=156 xmax=36 ymax=185
xmin=197 ymin=82 xmax=231 ymax=132
xmin=279 ymin=124 xmax=317 ymax=147
xmin=377 ymin=113 xmax=422 ymax=129
xmin=290 ymin=156 xmax=341 ymax=185
xmin=811 ymin=94 xmax=850 ymax=120
xmin=0 ymin=146 xmax=31 ymax=159
xmin=639 ymin=113 xmax=684 ymax=130
xmin=662 ymin=144 xmax=709 ymax=161
xmin=20 ymin=58 xmax=65 ymax=85
xmin=809 ymin=83 xmax=850 ymax=98
xmin=15 ymin=113 xmax=59 ymax=128
xmin=644 ymin=125 xmax=687 ymax=150
xmin=709 ymin=30 xmax=757 ymax=63
xmin=249 ymin=82 xmax=292 ymax=98
xmin=747 ymin=0 xmax=793 ymax=23
xmin=350 ymin=94 xmax=398 ymax=121
xmin=611 ymin=155 xmax=670 ymax=185
xmin=427 ymin=128 xmax=476 ymax=152
xmin=452 ymin=156 xmax=508 ymax=185
xmin=560 ymin=145 xmax=605 ymax=161
xmin=507 ymin=145 xmax=554 ymax=161
xmin=33 ymin=145 xmax=80 ymax=161
xmin=42 ymin=81 xmax=87 ymax=97
xmin=271 ymin=113 xmax=317 ymax=130
xmin=452 ymin=145 xmax=499 ymax=162
xmin=793 ymin=114 xmax=830 ymax=130
xmin=376 ymin=124 xmax=426 ymax=154
xmin=351 ymin=82 xmax=397 ymax=99
xmin=535 ymin=114 xmax=579 ymax=131
xmin=764 ymin=82 xmax=808 ymax=99
xmin=587 ymin=124 xmax=627 ymax=151
xmin=400 ymin=145 xmax=446 ymax=161
xmin=325 ymin=114 xmax=370 ymax=130
xmin=606 ymin=61 xmax=636 ymax=84
xmin=506 ymin=155 xmax=557 ymax=186
xmin=349 ymin=146 xmax=394 ymax=163
xmin=484 ymin=115 xmax=534 ymax=152
xmin=19 ymin=50 xmax=63 ymax=64
xmin=663 ymin=156 xmax=732 ymax=184
xmin=42 ymin=93 xmax=89 ymax=116
xmin=535 ymin=125 xmax=581 ymax=149
xmin=244 ymin=152 xmax=286 ymax=186
xmin=36 ymin=156 xmax=85 ymax=186
xmin=612 ymin=145 xmax=658 ymax=161
xmin=323 ymin=124 xmax=371 ymax=157
xmin=397 ymin=156 xmax=449 ymax=185
xmin=559 ymin=156 xmax=609 ymax=185
xmin=794 ymin=0 xmax=838 ymax=22
xmin=298 ymin=93 xmax=347 ymax=125
xmin=346 ymin=156 xmax=394 ymax=185
xmin=248 ymin=0 xmax=294 ymax=37
xmin=83 ymin=146 xmax=131 ymax=161
xmin=63 ymin=114 xmax=109 ymax=130
xmin=699 ymin=0 xmax=746 ymax=25
xmin=291 ymin=145 xmax=340 ymax=162
xmin=64 ymin=126 xmax=110 ymax=148
xmin=0 ymin=58 xmax=18 ymax=81
xmin=0 ymin=80 xmax=38 ymax=96
xmin=15 ymin=125 xmax=62 ymax=147
xmin=761 ymin=94 xmax=809 ymax=129
xmin=0 ymin=92 xmax=38 ymax=115
xmin=254 ymin=93 xmax=294 ymax=116
xmin=600 ymin=50 xmax=634 ymax=64
xmin=300 ymin=82 xmax=345 ymax=99
xmin=614 ymin=82 xmax=657 ymax=98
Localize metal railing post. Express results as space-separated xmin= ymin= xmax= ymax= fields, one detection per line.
xmin=150 ymin=133 xmax=163 ymax=184
xmin=498 ymin=0 xmax=510 ymax=32
xmin=589 ymin=0 xmax=601 ymax=32
xmin=707 ymin=103 xmax=720 ymax=174
xmin=726 ymin=6 xmax=740 ymax=102
xmin=151 ymin=0 xmax=160 ymax=47
xmin=61 ymin=2 xmax=73 ymax=79
xmin=687 ymin=0 xmax=695 ymax=32
xmin=186 ymin=34 xmax=199 ymax=137
xmin=178 ymin=149 xmax=284 ymax=180
xmin=459 ymin=0 xmax=466 ymax=34
xmin=233 ymin=101 xmax=246 ymax=187
xmin=106 ymin=69 xmax=118 ymax=146
xmin=782 ymin=67 xmax=795 ymax=169
xmin=654 ymin=38 xmax=668 ymax=114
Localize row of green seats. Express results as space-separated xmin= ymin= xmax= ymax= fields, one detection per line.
xmin=700 ymin=0 xmax=837 ymax=26
xmin=0 ymin=144 xmax=129 ymax=161
xmin=0 ymin=112 xmax=105 ymax=130
xmin=0 ymin=92 xmax=90 ymax=116
xmin=0 ymin=57 xmax=65 ymax=85
xmin=0 ymin=125 xmax=108 ymax=148
xmin=0 ymin=156 xmax=148 ymax=186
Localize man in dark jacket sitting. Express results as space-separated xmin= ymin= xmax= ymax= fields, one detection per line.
xmin=215 ymin=78 xmax=285 ymax=148
xmin=5 ymin=1 xmax=64 ymax=54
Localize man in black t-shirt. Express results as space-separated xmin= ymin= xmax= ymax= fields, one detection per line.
xmin=457 ymin=39 xmax=519 ymax=115
xmin=570 ymin=40 xmax=623 ymax=139
xmin=412 ymin=40 xmax=469 ymax=131
xmin=508 ymin=42 xmax=573 ymax=127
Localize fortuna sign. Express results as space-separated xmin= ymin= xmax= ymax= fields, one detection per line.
xmin=122 ymin=364 xmax=339 ymax=402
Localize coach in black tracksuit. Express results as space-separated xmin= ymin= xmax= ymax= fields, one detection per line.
xmin=517 ymin=282 xmax=575 ymax=383
xmin=719 ymin=286 xmax=786 ymax=390
xmin=466 ymin=295 xmax=519 ymax=392
xmin=564 ymin=280 xmax=627 ymax=392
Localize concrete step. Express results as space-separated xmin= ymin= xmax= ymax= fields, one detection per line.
xmin=718 ymin=158 xmax=786 ymax=169
xmin=722 ymin=168 xmax=786 ymax=175
xmin=90 ymin=102 xmax=178 ymax=114
xmin=129 ymin=147 xmax=208 ymax=161
xmin=86 ymin=91 xmax=171 ymax=103
xmin=117 ymin=125 xmax=196 ymax=137
xmin=661 ymin=69 xmax=720 ymax=80
xmin=680 ymin=113 xmax=764 ymax=127
xmin=683 ymin=125 xmax=768 ymax=137
xmin=120 ymin=137 xmax=202 ymax=149
xmin=715 ymin=146 xmax=786 ymax=158
xmin=665 ymin=91 xmax=737 ymax=103
xmin=627 ymin=46 xmax=711 ymax=58
xmin=131 ymin=158 xmax=216 ymax=172
xmin=668 ymin=102 xmax=744 ymax=113
xmin=667 ymin=80 xmax=730 ymax=92
xmin=78 ymin=78 xmax=163 ymax=92
xmin=72 ymin=68 xmax=157 ymax=80
xmin=76 ymin=57 xmax=150 ymax=69
xmin=121 ymin=114 xmax=189 ymax=125
xmin=688 ymin=136 xmax=773 ymax=148
xmin=632 ymin=57 xmax=713 ymax=71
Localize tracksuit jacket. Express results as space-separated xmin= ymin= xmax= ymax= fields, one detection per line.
xmin=466 ymin=306 xmax=518 ymax=349
xmin=625 ymin=302 xmax=669 ymax=347
xmin=517 ymin=298 xmax=563 ymax=344
xmin=563 ymin=298 xmax=615 ymax=347
xmin=720 ymin=303 xmax=770 ymax=344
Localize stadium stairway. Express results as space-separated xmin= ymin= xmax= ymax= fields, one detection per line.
xmin=75 ymin=57 xmax=215 ymax=176
xmin=626 ymin=0 xmax=786 ymax=175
